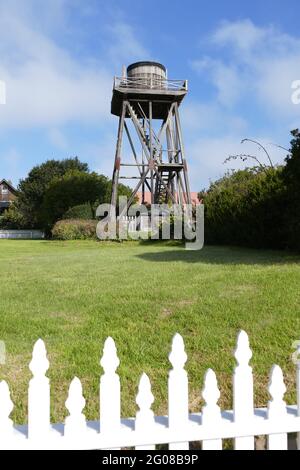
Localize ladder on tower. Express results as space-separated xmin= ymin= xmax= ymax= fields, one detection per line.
xmin=128 ymin=102 xmax=162 ymax=161
xmin=154 ymin=171 xmax=170 ymax=204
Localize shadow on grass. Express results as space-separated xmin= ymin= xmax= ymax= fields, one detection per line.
xmin=136 ymin=243 xmax=300 ymax=265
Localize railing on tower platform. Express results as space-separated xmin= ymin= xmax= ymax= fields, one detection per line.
xmin=114 ymin=76 xmax=188 ymax=91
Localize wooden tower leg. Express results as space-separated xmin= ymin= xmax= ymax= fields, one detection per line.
xmin=149 ymin=101 xmax=155 ymax=206
xmin=174 ymin=103 xmax=192 ymax=205
xmin=111 ymin=102 xmax=126 ymax=214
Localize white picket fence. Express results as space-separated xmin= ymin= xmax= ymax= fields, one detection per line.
xmin=0 ymin=229 xmax=44 ymax=239
xmin=0 ymin=330 xmax=300 ymax=450
xmin=119 ymin=215 xmax=149 ymax=233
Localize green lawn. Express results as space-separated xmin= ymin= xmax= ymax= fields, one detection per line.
xmin=0 ymin=239 xmax=300 ymax=424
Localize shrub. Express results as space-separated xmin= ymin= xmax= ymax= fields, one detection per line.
xmin=52 ymin=219 xmax=97 ymax=240
xmin=63 ymin=203 xmax=94 ymax=220
xmin=201 ymin=167 xmax=286 ymax=249
xmin=0 ymin=204 xmax=27 ymax=229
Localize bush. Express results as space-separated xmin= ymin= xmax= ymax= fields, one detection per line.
xmin=52 ymin=219 xmax=97 ymax=240
xmin=63 ymin=203 xmax=94 ymax=220
xmin=201 ymin=167 xmax=286 ymax=249
xmin=0 ymin=204 xmax=27 ymax=229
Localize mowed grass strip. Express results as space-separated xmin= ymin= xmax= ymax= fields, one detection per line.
xmin=0 ymin=239 xmax=300 ymax=424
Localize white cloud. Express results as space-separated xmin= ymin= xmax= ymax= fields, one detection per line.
xmin=211 ymin=19 xmax=267 ymax=53
xmin=0 ymin=3 xmax=111 ymax=129
xmin=185 ymin=19 xmax=300 ymax=188
xmin=192 ymin=58 xmax=243 ymax=107
xmin=0 ymin=147 xmax=23 ymax=185
xmin=187 ymin=136 xmax=246 ymax=188
xmin=105 ymin=22 xmax=149 ymax=68
xmin=192 ymin=19 xmax=300 ymax=118
xmin=212 ymin=19 xmax=300 ymax=57
xmin=181 ymin=100 xmax=247 ymax=134
xmin=0 ymin=1 xmax=148 ymax=130
xmin=186 ymin=135 xmax=287 ymax=189
xmin=0 ymin=1 xmax=151 ymax=185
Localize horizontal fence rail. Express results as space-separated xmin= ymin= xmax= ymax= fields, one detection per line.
xmin=0 ymin=331 xmax=299 ymax=450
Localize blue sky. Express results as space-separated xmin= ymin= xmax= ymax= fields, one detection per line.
xmin=1 ymin=0 xmax=300 ymax=190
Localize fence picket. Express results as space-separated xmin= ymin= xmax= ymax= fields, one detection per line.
xmin=135 ymin=373 xmax=155 ymax=450
xmin=267 ymin=365 xmax=288 ymax=450
xmin=168 ymin=333 xmax=189 ymax=450
xmin=100 ymin=337 xmax=121 ymax=444
xmin=64 ymin=377 xmax=86 ymax=438
xmin=233 ymin=330 xmax=254 ymax=450
xmin=202 ymin=369 xmax=222 ymax=450
xmin=0 ymin=381 xmax=14 ymax=438
xmin=28 ymin=339 xmax=50 ymax=440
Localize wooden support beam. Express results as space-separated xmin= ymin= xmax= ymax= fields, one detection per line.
xmin=174 ymin=103 xmax=192 ymax=205
xmin=111 ymin=101 xmax=126 ymax=212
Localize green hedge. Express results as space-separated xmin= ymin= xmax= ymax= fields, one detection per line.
xmin=201 ymin=167 xmax=287 ymax=249
xmin=52 ymin=219 xmax=98 ymax=240
xmin=201 ymin=130 xmax=300 ymax=251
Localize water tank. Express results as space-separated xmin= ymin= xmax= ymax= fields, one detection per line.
xmin=127 ymin=61 xmax=166 ymax=89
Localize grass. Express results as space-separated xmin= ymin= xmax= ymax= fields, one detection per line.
xmin=0 ymin=239 xmax=300 ymax=424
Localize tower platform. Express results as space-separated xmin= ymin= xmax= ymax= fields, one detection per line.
xmin=111 ymin=76 xmax=188 ymax=119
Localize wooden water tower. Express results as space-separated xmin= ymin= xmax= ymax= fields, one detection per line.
xmin=110 ymin=61 xmax=192 ymax=216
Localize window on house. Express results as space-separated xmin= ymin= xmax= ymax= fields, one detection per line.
xmin=1 ymin=185 xmax=8 ymax=195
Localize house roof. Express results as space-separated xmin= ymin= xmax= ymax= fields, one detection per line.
xmin=136 ymin=191 xmax=201 ymax=205
xmin=0 ymin=179 xmax=17 ymax=194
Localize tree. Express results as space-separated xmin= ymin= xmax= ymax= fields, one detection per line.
xmin=16 ymin=157 xmax=89 ymax=228
xmin=284 ymin=129 xmax=300 ymax=184
xmin=40 ymin=171 xmax=110 ymax=230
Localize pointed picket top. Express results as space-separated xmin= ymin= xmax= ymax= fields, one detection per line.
xmin=201 ymin=369 xmax=222 ymax=450
xmin=135 ymin=373 xmax=155 ymax=450
xmin=234 ymin=330 xmax=252 ymax=367
xmin=100 ymin=337 xmax=120 ymax=374
xmin=169 ymin=333 xmax=187 ymax=370
xmin=268 ymin=365 xmax=286 ymax=403
xmin=202 ymin=369 xmax=220 ymax=406
xmin=65 ymin=377 xmax=86 ymax=417
xmin=0 ymin=381 xmax=13 ymax=423
xmin=29 ymin=339 xmax=49 ymax=377
xmin=136 ymin=373 xmax=154 ymax=412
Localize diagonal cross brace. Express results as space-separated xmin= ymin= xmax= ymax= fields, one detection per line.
xmin=126 ymin=102 xmax=177 ymax=204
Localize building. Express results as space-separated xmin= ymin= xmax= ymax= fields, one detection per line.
xmin=0 ymin=179 xmax=18 ymax=214
xmin=136 ymin=191 xmax=201 ymax=206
